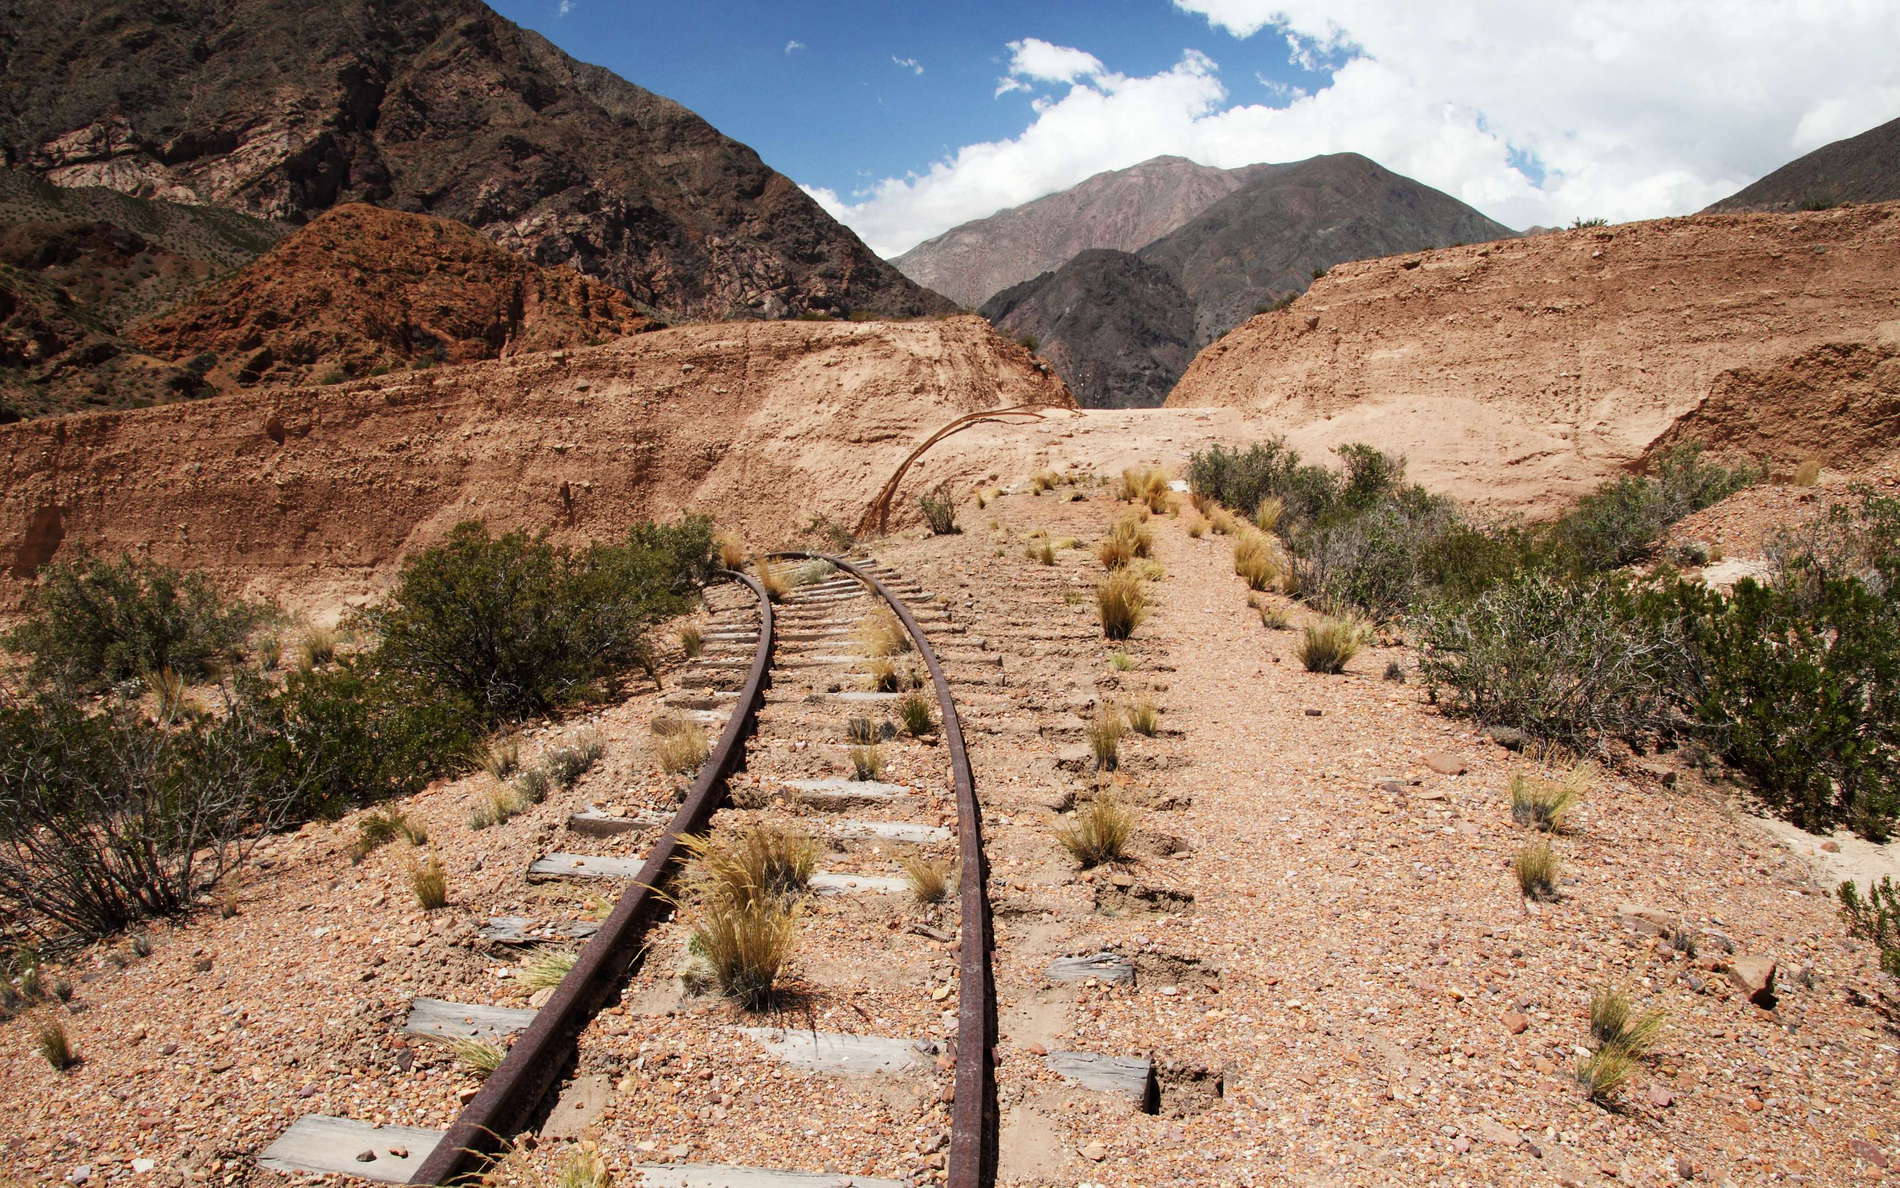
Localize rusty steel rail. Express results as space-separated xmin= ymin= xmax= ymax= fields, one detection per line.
xmin=411 ymin=569 xmax=775 ymax=1186
xmin=774 ymin=552 xmax=997 ymax=1188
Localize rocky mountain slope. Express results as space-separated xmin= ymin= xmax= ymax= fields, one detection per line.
xmin=891 ymin=156 xmax=1268 ymax=308
xmin=984 ymin=153 xmax=1514 ymax=408
xmin=133 ymin=204 xmax=656 ymax=389
xmin=0 ymin=169 xmax=286 ymax=419
xmin=1144 ymin=153 xmax=1516 ymax=348
xmin=979 ymin=249 xmax=1194 ymax=409
xmin=1167 ymin=201 xmax=1900 ymax=510
xmin=0 ymin=0 xmax=951 ymax=324
xmin=0 ymin=316 xmax=1070 ymax=601
xmin=1705 ymin=114 xmax=1900 ymax=212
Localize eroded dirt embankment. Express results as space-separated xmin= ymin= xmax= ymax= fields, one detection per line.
xmin=1168 ymin=202 xmax=1900 ymax=513
xmin=0 ymin=316 xmax=1070 ymax=611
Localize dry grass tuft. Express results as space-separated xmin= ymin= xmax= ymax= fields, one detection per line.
xmin=35 ymin=1020 xmax=76 ymax=1071
xmin=1792 ymin=458 xmax=1823 ymax=487
xmin=679 ymin=624 xmax=704 ymax=659
xmin=715 ymin=531 xmax=747 ymax=570
xmin=472 ymin=733 xmax=521 ymax=782
xmin=1030 ymin=470 xmax=1063 ymax=493
xmin=689 ymin=897 xmax=797 ymax=1010
xmin=1108 ymin=651 xmax=1135 ymax=671
xmin=296 ymin=625 xmax=340 ymax=670
xmin=655 ymin=723 xmax=710 ymax=775
xmin=1185 ymin=516 xmax=1208 ymax=539
xmin=410 ymin=854 xmax=448 ymax=910
xmin=859 ymin=608 xmax=913 ymax=658
xmin=1207 ymin=506 xmax=1240 ymax=535
xmin=755 ymin=560 xmax=790 ymax=602
xmin=450 ymin=1037 xmax=506 ymax=1078
xmin=1258 ymin=604 xmax=1292 ymax=630
xmin=1575 ymin=1044 xmax=1637 ymax=1105
xmin=1087 ymin=708 xmax=1126 ymax=770
xmin=1253 ymin=496 xmax=1285 ymax=533
xmin=520 ymin=948 xmax=579 ymax=991
xmin=1125 ymin=699 xmax=1160 ymax=737
xmin=681 ymin=824 xmax=819 ymax=909
xmin=900 ymin=853 xmax=951 ymax=904
xmin=1096 ymin=571 xmax=1147 ymax=640
xmin=351 ymin=808 xmax=427 ymax=861
xmin=849 ymin=744 xmax=885 ymax=781
xmin=1096 ymin=514 xmax=1156 ymax=570
xmin=1510 ymin=764 xmax=1591 ymax=832
xmin=1026 ymin=540 xmax=1057 ymax=565
xmin=896 ymin=691 xmax=936 ymax=737
xmin=846 ymin=716 xmax=882 ymax=745
xmin=1059 ymin=793 xmax=1135 ymax=868
xmin=1513 ymin=839 xmax=1560 ymax=901
xmin=1296 ymin=616 xmax=1364 ymax=673
xmin=1588 ymin=984 xmax=1666 ymax=1055
xmin=1232 ymin=532 xmax=1282 ymax=591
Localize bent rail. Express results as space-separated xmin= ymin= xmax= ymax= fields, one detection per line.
xmin=411 ymin=569 xmax=775 ymax=1186
xmin=773 ymin=552 xmax=997 ymax=1188
xmin=855 ymin=404 xmax=1055 ymax=538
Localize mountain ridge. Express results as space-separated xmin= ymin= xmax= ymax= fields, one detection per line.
xmin=1704 ymin=115 xmax=1900 ymax=213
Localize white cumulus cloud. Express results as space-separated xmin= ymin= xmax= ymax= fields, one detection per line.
xmin=812 ymin=5 xmax=1900 ymax=259
xmin=892 ymin=55 xmax=925 ymax=76
xmin=784 ymin=39 xmax=805 ymax=55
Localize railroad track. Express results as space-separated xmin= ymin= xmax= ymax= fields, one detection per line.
xmin=257 ymin=554 xmax=996 ymax=1187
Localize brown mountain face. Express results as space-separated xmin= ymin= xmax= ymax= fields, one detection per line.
xmin=133 ymin=204 xmax=656 ymax=390
xmin=1704 ymin=115 xmax=1900 ymax=213
xmin=0 ymin=317 xmax=1071 ymax=600
xmin=979 ymin=250 xmax=1194 ymax=409
xmin=0 ymin=0 xmax=952 ymax=324
xmin=0 ymin=169 xmax=287 ymax=421
xmin=891 ymin=156 xmax=1269 ymax=308
xmin=1168 ymin=202 xmax=1900 ymax=512
xmin=1139 ymin=153 xmax=1517 ymax=348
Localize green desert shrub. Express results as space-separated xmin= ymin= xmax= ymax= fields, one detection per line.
xmin=1545 ymin=445 xmax=1759 ymax=574
xmin=1838 ymin=877 xmax=1900 ymax=976
xmin=918 ymin=483 xmax=960 ymax=535
xmin=358 ymin=518 xmax=710 ymax=721
xmin=6 ymin=553 xmax=268 ymax=690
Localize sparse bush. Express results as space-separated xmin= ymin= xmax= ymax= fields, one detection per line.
xmin=900 ymin=853 xmax=950 ymax=905
xmin=897 ymin=692 xmax=936 ymax=737
xmin=849 ymin=745 xmax=884 ymax=781
xmin=679 ymin=625 xmax=704 ymax=659
xmin=1097 ymin=571 xmax=1147 ymax=640
xmin=1059 ymin=794 xmax=1134 ymax=868
xmin=410 ymin=854 xmax=448 ymax=910
xmin=35 ymin=1020 xmax=76 ymax=1071
xmin=1125 ymin=699 xmax=1160 ymax=737
xmin=1296 ymin=616 xmax=1365 ymax=674
xmin=655 ymin=723 xmax=709 ymax=775
xmin=6 ymin=553 xmax=267 ymax=691
xmin=1415 ymin=573 xmax=1687 ymax=749
xmin=450 ymin=1037 xmax=505 ymax=1078
xmin=919 ymin=483 xmax=960 ymax=535
xmin=1087 ymin=708 xmax=1126 ymax=771
xmin=1510 ymin=766 xmax=1589 ymax=832
xmin=511 ymin=765 xmax=552 ymax=806
xmin=1838 ymin=877 xmax=1900 ymax=975
xmin=359 ymin=519 xmax=711 ymax=721
xmin=1513 ymin=839 xmax=1559 ymax=900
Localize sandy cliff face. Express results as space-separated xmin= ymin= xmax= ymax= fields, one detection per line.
xmin=0 ymin=316 xmax=1069 ymax=608
xmin=1167 ymin=202 xmax=1900 ymax=511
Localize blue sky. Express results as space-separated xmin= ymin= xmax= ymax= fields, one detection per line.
xmin=488 ymin=1 xmax=1900 ymax=258
xmin=488 ymin=0 xmax=1338 ymax=198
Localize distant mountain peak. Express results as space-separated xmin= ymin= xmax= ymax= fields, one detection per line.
xmin=1704 ymin=115 xmax=1900 ymax=213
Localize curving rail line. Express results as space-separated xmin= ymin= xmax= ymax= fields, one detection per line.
xmin=410 ymin=568 xmax=776 ymax=1185
xmin=409 ymin=554 xmax=996 ymax=1187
